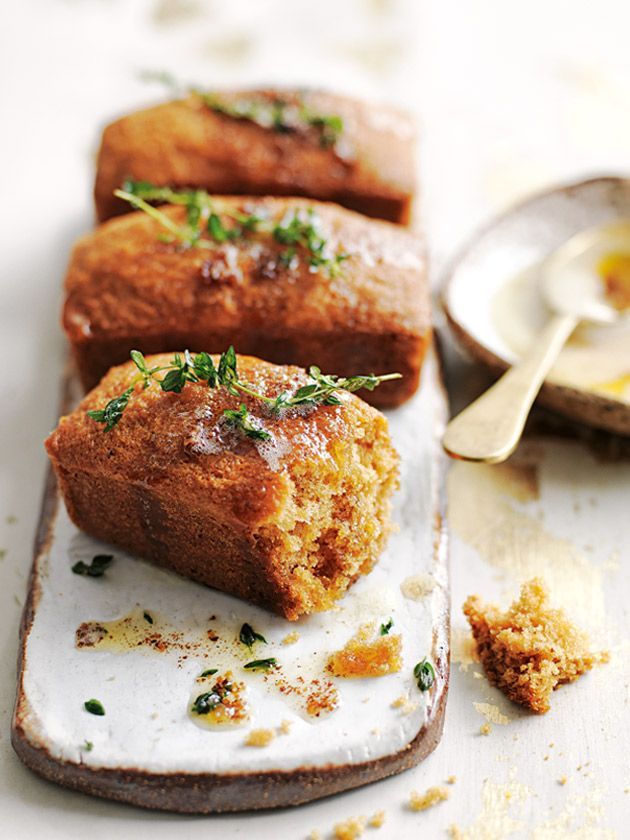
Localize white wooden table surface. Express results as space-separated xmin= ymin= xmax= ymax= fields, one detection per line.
xmin=1 ymin=1 xmax=627 ymax=837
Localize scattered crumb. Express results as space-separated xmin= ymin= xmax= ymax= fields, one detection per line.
xmin=6 ymin=515 xmax=17 ymax=524
xmin=327 ymin=627 xmax=402 ymax=678
xmin=449 ymin=826 xmax=464 ymax=840
xmin=0 ymin=549 xmax=7 ymax=560
xmin=464 ymin=578 xmax=608 ymax=713
xmin=244 ymin=728 xmax=275 ymax=747
xmin=333 ymin=815 xmax=366 ymax=839
xmin=309 ymin=831 xmax=322 ymax=840
xmin=479 ymin=723 xmax=492 ymax=736
xmin=371 ymin=727 xmax=381 ymax=736
xmin=558 ymin=776 xmax=568 ymax=785
xmin=409 ymin=785 xmax=450 ymax=811
xmin=549 ymin=742 xmax=555 ymax=748
xmin=447 ymin=775 xmax=457 ymax=785
xmin=473 ymin=671 xmax=483 ymax=679
xmin=368 ymin=810 xmax=385 ymax=828
xmin=278 ymin=719 xmax=292 ymax=735
xmin=391 ymin=694 xmax=418 ymax=714
xmin=473 ymin=702 xmax=510 ymax=725
xmin=544 ymin=755 xmax=549 ymax=761
xmin=451 ymin=626 xmax=480 ymax=672
xmin=282 ymin=631 xmax=300 ymax=645
xmin=400 ymin=573 xmax=435 ymax=600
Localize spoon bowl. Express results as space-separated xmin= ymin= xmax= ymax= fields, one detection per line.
xmin=541 ymin=219 xmax=630 ymax=324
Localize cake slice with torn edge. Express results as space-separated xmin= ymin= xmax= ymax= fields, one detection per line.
xmin=45 ymin=351 xmax=400 ymax=620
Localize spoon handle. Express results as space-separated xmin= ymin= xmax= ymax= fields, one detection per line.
xmin=442 ymin=313 xmax=578 ymax=463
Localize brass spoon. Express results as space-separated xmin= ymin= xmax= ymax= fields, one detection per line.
xmin=442 ymin=219 xmax=630 ymax=463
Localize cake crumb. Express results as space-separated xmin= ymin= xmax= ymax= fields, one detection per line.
xmin=447 ymin=775 xmax=457 ymax=784
xmin=479 ymin=723 xmax=492 ymax=736
xmin=463 ymin=578 xmax=608 ymax=713
xmin=309 ymin=831 xmax=322 ymax=840
xmin=333 ymin=815 xmax=366 ymax=839
xmin=449 ymin=826 xmax=464 ymax=840
xmin=391 ymin=694 xmax=418 ymax=714
xmin=244 ymin=728 xmax=275 ymax=747
xmin=282 ymin=631 xmax=300 ymax=645
xmin=473 ymin=702 xmax=510 ymax=725
xmin=327 ymin=628 xmax=402 ymax=678
xmin=400 ymin=573 xmax=435 ymax=600
xmin=368 ymin=810 xmax=385 ymax=828
xmin=558 ymin=776 xmax=568 ymax=785
xmin=408 ymin=785 xmax=450 ymax=811
xmin=278 ymin=719 xmax=292 ymax=735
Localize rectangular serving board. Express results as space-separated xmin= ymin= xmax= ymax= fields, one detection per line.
xmin=12 ymin=348 xmax=449 ymax=814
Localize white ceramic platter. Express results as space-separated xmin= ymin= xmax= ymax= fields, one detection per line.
xmin=12 ymin=349 xmax=449 ymax=813
xmin=443 ymin=177 xmax=630 ymax=435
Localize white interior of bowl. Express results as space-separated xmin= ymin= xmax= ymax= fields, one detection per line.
xmin=445 ymin=178 xmax=630 ymax=403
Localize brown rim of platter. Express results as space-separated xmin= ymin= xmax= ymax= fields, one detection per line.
xmin=11 ymin=359 xmax=450 ymax=813
xmin=440 ymin=176 xmax=630 ymax=437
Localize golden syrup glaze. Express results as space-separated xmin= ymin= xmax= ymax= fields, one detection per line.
xmin=598 ymin=251 xmax=630 ymax=311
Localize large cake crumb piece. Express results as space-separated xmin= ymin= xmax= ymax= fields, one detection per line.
xmin=463 ymin=578 xmax=608 ymax=714
xmin=327 ymin=624 xmax=402 ymax=678
xmin=409 ymin=785 xmax=450 ymax=811
xmin=333 ymin=815 xmax=366 ymax=839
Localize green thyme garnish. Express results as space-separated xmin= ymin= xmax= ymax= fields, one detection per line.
xmin=239 ymin=623 xmax=267 ymax=649
xmin=87 ymin=347 xmax=401 ymax=432
xmin=414 ymin=658 xmax=435 ymax=692
xmin=84 ymin=387 xmax=134 ymax=432
xmin=224 ymin=404 xmax=271 ymax=441
xmin=115 ymin=181 xmax=348 ymax=277
xmin=84 ymin=699 xmax=105 ymax=716
xmin=243 ymin=658 xmax=277 ymax=671
xmin=194 ymin=90 xmax=344 ymax=148
xmin=143 ymin=611 xmax=154 ymax=624
xmin=199 ymin=668 xmax=218 ymax=678
xmin=191 ymin=690 xmax=222 ymax=715
xmin=83 ymin=740 xmax=94 ymax=751
xmin=380 ymin=618 xmax=394 ymax=636
xmin=72 ymin=554 xmax=113 ymax=578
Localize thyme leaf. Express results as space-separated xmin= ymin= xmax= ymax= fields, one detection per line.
xmin=239 ymin=623 xmax=267 ymax=649
xmin=414 ymin=657 xmax=435 ymax=692
xmin=72 ymin=554 xmax=113 ymax=578
xmin=84 ymin=699 xmax=105 ymax=716
xmin=191 ymin=691 xmax=221 ymax=715
xmin=380 ymin=618 xmax=394 ymax=636
xmin=199 ymin=668 xmax=218 ymax=678
xmin=243 ymin=658 xmax=277 ymax=671
xmin=224 ymin=404 xmax=271 ymax=441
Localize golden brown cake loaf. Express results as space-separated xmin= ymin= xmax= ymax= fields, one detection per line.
xmin=94 ymin=89 xmax=416 ymax=223
xmin=45 ymin=353 xmax=400 ymax=620
xmin=63 ymin=196 xmax=430 ymax=407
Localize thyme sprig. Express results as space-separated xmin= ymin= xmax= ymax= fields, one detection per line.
xmin=194 ymin=90 xmax=344 ymax=148
xmin=115 ymin=181 xmax=348 ymax=277
xmin=87 ymin=348 xmax=401 ymax=433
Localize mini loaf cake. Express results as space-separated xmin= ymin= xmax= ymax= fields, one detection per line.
xmin=45 ymin=352 xmax=400 ymax=620
xmin=94 ymin=88 xmax=416 ymax=223
xmin=63 ymin=193 xmax=430 ymax=407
